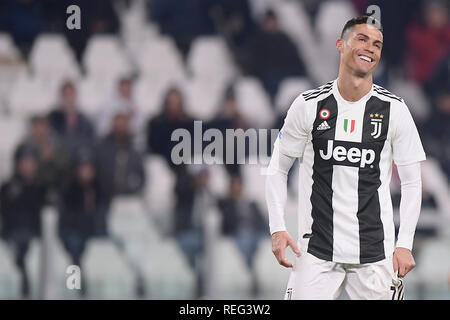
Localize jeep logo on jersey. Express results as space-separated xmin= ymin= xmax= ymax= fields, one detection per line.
xmin=319 ymin=140 xmax=376 ymax=168
xmin=343 ymin=119 xmax=355 ymax=133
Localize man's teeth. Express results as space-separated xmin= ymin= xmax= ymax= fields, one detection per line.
xmin=359 ymin=55 xmax=372 ymax=62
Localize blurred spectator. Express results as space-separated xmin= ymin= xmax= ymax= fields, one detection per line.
xmin=147 ymin=87 xmax=194 ymax=168
xmin=207 ymin=88 xmax=248 ymax=177
xmin=208 ymin=0 xmax=254 ymax=48
xmin=240 ymin=9 xmax=307 ymax=100
xmin=173 ymin=166 xmax=216 ymax=298
xmin=15 ymin=115 xmax=70 ymax=201
xmin=94 ymin=111 xmax=145 ymax=235
xmin=425 ymin=53 xmax=450 ymax=99
xmin=0 ymin=147 xmax=46 ymax=297
xmin=148 ymin=0 xmax=216 ymax=57
xmin=405 ymin=0 xmax=450 ymax=85
xmin=48 ymin=81 xmax=94 ymax=159
xmin=98 ymin=77 xmax=145 ymax=150
xmin=420 ymin=87 xmax=450 ymax=180
xmin=58 ymin=150 xmax=105 ymax=269
xmin=217 ymin=175 xmax=267 ymax=294
xmin=0 ymin=0 xmax=43 ymax=58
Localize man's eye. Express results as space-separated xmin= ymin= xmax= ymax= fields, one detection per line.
xmin=359 ymin=38 xmax=366 ymax=42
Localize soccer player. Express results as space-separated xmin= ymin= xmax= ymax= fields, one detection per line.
xmin=265 ymin=16 xmax=426 ymax=300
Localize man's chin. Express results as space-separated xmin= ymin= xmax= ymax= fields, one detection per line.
xmin=354 ymin=67 xmax=373 ymax=78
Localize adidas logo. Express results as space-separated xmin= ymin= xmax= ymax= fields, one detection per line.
xmin=317 ymin=121 xmax=330 ymax=131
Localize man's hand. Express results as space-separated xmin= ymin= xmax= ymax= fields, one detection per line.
xmin=271 ymin=231 xmax=301 ymax=268
xmin=393 ymin=247 xmax=416 ymax=277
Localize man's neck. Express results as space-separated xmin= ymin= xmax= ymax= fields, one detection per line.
xmin=336 ymin=70 xmax=373 ymax=102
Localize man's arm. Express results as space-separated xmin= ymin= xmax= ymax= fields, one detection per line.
xmin=393 ymin=162 xmax=422 ymax=277
xmin=265 ymin=142 xmax=301 ymax=268
xmin=266 ymin=95 xmax=309 ymax=268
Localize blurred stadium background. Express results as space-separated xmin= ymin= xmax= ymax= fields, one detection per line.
xmin=0 ymin=0 xmax=449 ymax=300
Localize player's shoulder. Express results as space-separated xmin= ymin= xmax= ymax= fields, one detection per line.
xmin=372 ymin=84 xmax=405 ymax=104
xmin=301 ymin=80 xmax=334 ymax=102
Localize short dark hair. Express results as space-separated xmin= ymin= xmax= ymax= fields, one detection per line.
xmin=341 ymin=16 xmax=383 ymax=38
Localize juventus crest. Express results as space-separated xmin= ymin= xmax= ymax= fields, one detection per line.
xmin=370 ymin=113 xmax=384 ymax=139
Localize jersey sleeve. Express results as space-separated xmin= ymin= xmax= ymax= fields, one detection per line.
xmin=391 ymin=101 xmax=426 ymax=166
xmin=278 ymin=95 xmax=310 ymax=158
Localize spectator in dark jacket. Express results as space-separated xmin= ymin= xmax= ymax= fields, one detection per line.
xmin=240 ymin=9 xmax=307 ymax=100
xmin=15 ymin=115 xmax=70 ymax=201
xmin=58 ymin=150 xmax=105 ymax=267
xmin=217 ymin=176 xmax=267 ymax=267
xmin=147 ymin=87 xmax=194 ymax=169
xmin=420 ymin=87 xmax=450 ymax=180
xmin=207 ymin=88 xmax=249 ymax=177
xmin=0 ymin=147 xmax=46 ymax=297
xmin=48 ymin=81 xmax=94 ymax=159
xmin=94 ymin=110 xmax=146 ymax=234
xmin=217 ymin=175 xmax=267 ymax=295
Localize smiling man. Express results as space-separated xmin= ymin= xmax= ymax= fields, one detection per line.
xmin=266 ymin=16 xmax=426 ymax=299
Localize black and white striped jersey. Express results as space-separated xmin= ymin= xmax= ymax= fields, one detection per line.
xmin=278 ymin=79 xmax=426 ymax=264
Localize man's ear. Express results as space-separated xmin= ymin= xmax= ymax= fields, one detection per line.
xmin=336 ymin=38 xmax=344 ymax=54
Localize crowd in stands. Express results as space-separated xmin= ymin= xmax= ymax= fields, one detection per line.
xmin=0 ymin=0 xmax=449 ymax=298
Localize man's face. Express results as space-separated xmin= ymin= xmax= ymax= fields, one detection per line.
xmin=112 ymin=113 xmax=130 ymax=136
xmin=62 ymin=85 xmax=76 ymax=107
xmin=337 ymin=23 xmax=383 ymax=77
xmin=18 ymin=155 xmax=37 ymax=181
xmin=32 ymin=119 xmax=49 ymax=141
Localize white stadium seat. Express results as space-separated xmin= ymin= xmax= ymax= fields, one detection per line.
xmin=208 ymin=237 xmax=252 ymax=299
xmin=183 ymin=78 xmax=225 ymax=121
xmin=0 ymin=115 xmax=26 ymax=181
xmin=82 ymin=35 xmax=133 ymax=82
xmin=7 ymin=74 xmax=57 ymax=117
xmin=136 ymin=36 xmax=186 ymax=81
xmin=29 ymin=34 xmax=81 ymax=84
xmin=248 ymin=0 xmax=282 ymax=20
xmin=187 ymin=36 xmax=237 ymax=86
xmin=413 ymin=234 xmax=450 ymax=299
xmin=82 ymin=239 xmax=137 ymax=299
xmin=77 ymin=75 xmax=114 ymax=120
xmin=143 ymin=155 xmax=176 ymax=234
xmin=108 ymin=196 xmax=156 ymax=243
xmin=139 ymin=238 xmax=196 ymax=299
xmin=234 ymin=77 xmax=275 ymax=128
xmin=241 ymin=159 xmax=270 ymax=216
xmin=0 ymin=240 xmax=21 ymax=299
xmin=0 ymin=33 xmax=27 ymax=111
xmin=388 ymin=79 xmax=431 ymax=122
xmin=275 ymin=77 xmax=313 ymax=114
xmin=0 ymin=33 xmax=21 ymax=58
